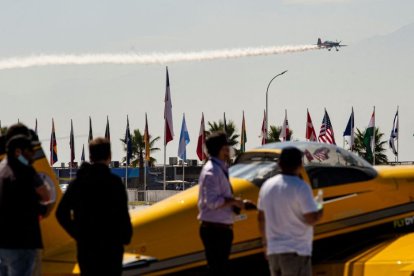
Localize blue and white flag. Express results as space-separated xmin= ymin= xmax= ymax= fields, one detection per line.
xmin=389 ymin=109 xmax=399 ymax=156
xmin=343 ymin=107 xmax=355 ymax=149
xmin=178 ymin=114 xmax=190 ymax=160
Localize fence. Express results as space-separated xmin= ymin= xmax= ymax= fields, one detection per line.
xmin=127 ymin=189 xmax=181 ymax=203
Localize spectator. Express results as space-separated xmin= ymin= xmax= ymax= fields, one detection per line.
xmin=197 ymin=131 xmax=253 ymax=275
xmin=0 ymin=125 xmax=51 ymax=276
xmin=257 ymin=147 xmax=323 ymax=276
xmin=56 ymin=138 xmax=132 ymax=276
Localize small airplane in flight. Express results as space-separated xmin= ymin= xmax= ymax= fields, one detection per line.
xmin=317 ymin=38 xmax=347 ymax=51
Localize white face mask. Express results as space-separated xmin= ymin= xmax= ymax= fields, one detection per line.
xmin=17 ymin=154 xmax=29 ymax=166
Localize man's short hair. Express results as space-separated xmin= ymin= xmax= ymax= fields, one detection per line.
xmin=278 ymin=147 xmax=303 ymax=171
xmin=6 ymin=123 xmax=31 ymax=142
xmin=205 ymin=131 xmax=229 ymax=157
xmin=6 ymin=134 xmax=33 ymax=154
xmin=89 ymin=138 xmax=111 ymax=162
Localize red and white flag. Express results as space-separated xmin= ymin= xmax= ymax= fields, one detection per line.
xmin=260 ymin=110 xmax=267 ymax=145
xmin=279 ymin=109 xmax=290 ymax=141
xmin=164 ymin=67 xmax=174 ymax=145
xmin=196 ymin=113 xmax=206 ymax=161
xmin=306 ymin=109 xmax=317 ymax=141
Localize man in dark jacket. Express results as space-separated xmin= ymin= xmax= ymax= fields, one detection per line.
xmin=56 ymin=137 xmax=132 ymax=276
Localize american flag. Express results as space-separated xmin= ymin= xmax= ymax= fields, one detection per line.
xmin=313 ymin=147 xmax=330 ymax=161
xmin=318 ymin=109 xmax=336 ymax=144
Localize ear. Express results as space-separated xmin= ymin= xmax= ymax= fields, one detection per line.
xmin=14 ymin=148 xmax=22 ymax=156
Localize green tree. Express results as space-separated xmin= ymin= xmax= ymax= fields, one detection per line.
xmin=266 ymin=125 xmax=293 ymax=143
xmin=207 ymin=120 xmax=240 ymax=147
xmin=121 ymin=129 xmax=160 ymax=184
xmin=354 ymin=127 xmax=388 ymax=165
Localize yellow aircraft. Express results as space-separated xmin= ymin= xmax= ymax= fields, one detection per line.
xmin=4 ymin=140 xmax=414 ymax=275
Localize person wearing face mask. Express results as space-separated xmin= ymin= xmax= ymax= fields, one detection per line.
xmin=0 ymin=125 xmax=51 ymax=276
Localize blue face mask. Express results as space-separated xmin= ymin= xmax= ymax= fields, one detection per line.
xmin=17 ymin=155 xmax=29 ymax=166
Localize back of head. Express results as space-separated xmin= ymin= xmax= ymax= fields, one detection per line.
xmin=278 ymin=147 xmax=303 ymax=173
xmin=6 ymin=135 xmax=33 ymax=156
xmin=205 ymin=131 xmax=229 ymax=158
xmin=6 ymin=123 xmax=31 ymax=142
xmin=89 ymin=138 xmax=111 ymax=163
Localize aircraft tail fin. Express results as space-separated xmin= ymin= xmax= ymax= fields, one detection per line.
xmin=317 ymin=38 xmax=322 ymax=46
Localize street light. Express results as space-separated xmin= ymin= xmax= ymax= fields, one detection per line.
xmin=265 ymin=70 xmax=288 ymax=142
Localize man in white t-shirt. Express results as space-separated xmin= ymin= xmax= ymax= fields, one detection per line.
xmin=257 ymin=147 xmax=323 ymax=276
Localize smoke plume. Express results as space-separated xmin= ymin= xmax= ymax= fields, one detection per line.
xmin=0 ymin=45 xmax=319 ymax=70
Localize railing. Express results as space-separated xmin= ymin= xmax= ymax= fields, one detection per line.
xmin=127 ymin=190 xmax=181 ymax=203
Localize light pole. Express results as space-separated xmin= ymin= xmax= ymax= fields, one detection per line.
xmin=265 ymin=70 xmax=288 ymax=142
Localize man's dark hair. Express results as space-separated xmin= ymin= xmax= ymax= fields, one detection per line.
xmin=6 ymin=135 xmax=33 ymax=154
xmin=6 ymin=123 xmax=31 ymax=142
xmin=278 ymin=147 xmax=303 ymax=172
xmin=205 ymin=131 xmax=229 ymax=157
xmin=89 ymin=138 xmax=111 ymax=163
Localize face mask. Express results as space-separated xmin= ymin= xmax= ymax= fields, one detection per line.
xmin=17 ymin=155 xmax=29 ymax=166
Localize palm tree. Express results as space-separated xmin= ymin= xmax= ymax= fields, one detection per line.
xmin=207 ymin=120 xmax=240 ymax=148
xmin=121 ymin=129 xmax=160 ymax=184
xmin=354 ymin=127 xmax=388 ymax=165
xmin=266 ymin=125 xmax=293 ymax=143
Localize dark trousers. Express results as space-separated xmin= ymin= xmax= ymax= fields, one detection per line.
xmin=77 ymin=243 xmax=124 ymax=276
xmin=199 ymin=223 xmax=233 ymax=276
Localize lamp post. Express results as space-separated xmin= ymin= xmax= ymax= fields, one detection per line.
xmin=265 ymin=70 xmax=288 ymax=142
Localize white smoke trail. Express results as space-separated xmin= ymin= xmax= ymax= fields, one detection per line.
xmin=0 ymin=45 xmax=319 ymax=70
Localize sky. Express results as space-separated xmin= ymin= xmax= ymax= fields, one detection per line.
xmin=0 ymin=0 xmax=413 ymax=165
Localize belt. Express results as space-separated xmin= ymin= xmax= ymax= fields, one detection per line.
xmin=201 ymin=221 xmax=233 ymax=230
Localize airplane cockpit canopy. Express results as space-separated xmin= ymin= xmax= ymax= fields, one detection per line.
xmin=231 ymin=142 xmax=377 ymax=188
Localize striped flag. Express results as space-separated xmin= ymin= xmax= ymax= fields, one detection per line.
xmin=88 ymin=116 xmax=93 ymax=142
xmin=306 ymin=109 xmax=317 ymax=142
xmin=240 ymin=111 xmax=247 ymax=153
xmin=363 ymin=108 xmax=375 ymax=163
xmin=105 ymin=116 xmax=110 ymax=141
xmin=196 ymin=113 xmax=206 ymax=161
xmin=164 ymin=67 xmax=174 ymax=145
xmin=343 ymin=107 xmax=355 ymax=150
xmin=50 ymin=119 xmax=58 ymax=165
xmin=279 ymin=109 xmax=290 ymax=141
xmin=69 ymin=119 xmax=75 ymax=165
xmin=178 ymin=114 xmax=190 ymax=160
xmin=144 ymin=113 xmax=150 ymax=161
xmin=261 ymin=110 xmax=267 ymax=145
xmin=389 ymin=108 xmax=399 ymax=156
xmin=318 ymin=109 xmax=336 ymax=144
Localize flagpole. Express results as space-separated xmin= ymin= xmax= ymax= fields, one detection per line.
xmin=164 ymin=125 xmax=166 ymax=191
xmin=182 ymin=161 xmax=185 ymax=191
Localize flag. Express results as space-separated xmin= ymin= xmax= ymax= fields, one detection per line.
xmin=314 ymin=147 xmax=330 ymax=161
xmin=196 ymin=113 xmax=206 ymax=161
xmin=306 ymin=109 xmax=317 ymax=142
xmin=88 ymin=116 xmax=93 ymax=142
xmin=223 ymin=112 xmax=228 ymax=135
xmin=164 ymin=67 xmax=174 ymax=145
xmin=35 ymin=118 xmax=38 ymax=135
xmin=343 ymin=107 xmax=355 ymax=150
xmin=144 ymin=113 xmax=150 ymax=161
xmin=240 ymin=111 xmax=247 ymax=153
xmin=363 ymin=109 xmax=375 ymax=163
xmin=105 ymin=116 xmax=110 ymax=141
xmin=125 ymin=115 xmax=132 ymax=165
xmin=318 ymin=109 xmax=336 ymax=144
xmin=261 ymin=110 xmax=267 ymax=145
xmin=69 ymin=119 xmax=75 ymax=164
xmin=389 ymin=109 xmax=399 ymax=156
xmin=81 ymin=144 xmax=85 ymax=162
xmin=178 ymin=114 xmax=190 ymax=160
xmin=50 ymin=119 xmax=58 ymax=165
xmin=279 ymin=109 xmax=290 ymax=141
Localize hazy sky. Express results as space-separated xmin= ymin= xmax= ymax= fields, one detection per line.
xmin=0 ymin=0 xmax=413 ymax=165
